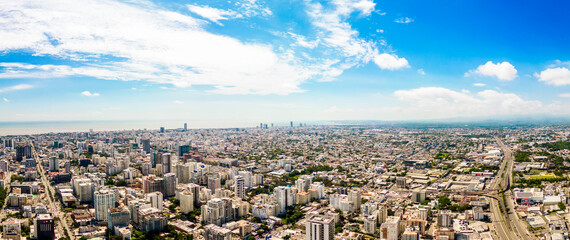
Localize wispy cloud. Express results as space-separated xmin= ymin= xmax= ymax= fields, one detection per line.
xmin=473 ymin=83 xmax=486 ymax=87
xmin=2 ymin=97 xmax=9 ymax=102
xmin=173 ymin=100 xmax=184 ymax=104
xmin=0 ymin=84 xmax=34 ymax=92
xmin=187 ymin=4 xmax=238 ymax=25
xmin=394 ymin=17 xmax=413 ymax=24
xmin=81 ymin=91 xmax=100 ymax=97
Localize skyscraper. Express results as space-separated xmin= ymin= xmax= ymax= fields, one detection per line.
xmin=275 ymin=186 xmax=294 ymax=214
xmin=306 ymin=214 xmax=335 ymax=240
xmin=36 ymin=214 xmax=55 ymax=240
xmin=184 ymin=123 xmax=187 ymax=132
xmin=142 ymin=139 xmax=151 ymax=153
xmin=15 ymin=145 xmax=32 ymax=162
xmin=162 ymin=153 xmax=172 ymax=174
xmin=164 ymin=173 xmax=176 ymax=197
xmin=234 ymin=175 xmax=245 ymax=199
xmin=146 ymin=192 xmax=163 ymax=211
xmin=94 ymin=189 xmax=115 ymax=221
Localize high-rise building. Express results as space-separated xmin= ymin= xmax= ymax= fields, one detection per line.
xmin=187 ymin=183 xmax=201 ymax=208
xmin=94 ymin=189 xmax=115 ymax=221
xmin=208 ymin=176 xmax=221 ymax=192
xmin=3 ymin=218 xmax=21 ymax=240
xmin=36 ymin=214 xmax=55 ymax=240
xmin=176 ymin=163 xmax=190 ymax=184
xmin=184 ymin=123 xmax=188 ymax=132
xmin=178 ymin=145 xmax=190 ymax=157
xmin=162 ymin=153 xmax=172 ymax=174
xmin=142 ymin=139 xmax=151 ymax=153
xmin=146 ymin=192 xmax=163 ymax=211
xmin=164 ymin=173 xmax=176 ymax=197
xmin=364 ymin=215 xmax=377 ymax=235
xmin=143 ymin=175 xmax=166 ymax=195
xmin=201 ymin=198 xmax=233 ymax=226
xmin=48 ymin=156 xmax=59 ymax=172
xmin=204 ymin=224 xmax=232 ymax=240
xmin=108 ymin=207 xmax=130 ymax=230
xmin=306 ymin=214 xmax=335 ymax=240
xmin=0 ymin=160 xmax=9 ymax=173
xmin=275 ymin=186 xmax=294 ymax=214
xmin=142 ymin=162 xmax=151 ymax=176
xmin=295 ymin=175 xmax=312 ymax=192
xmin=412 ymin=190 xmax=426 ymax=203
xmin=380 ymin=216 xmax=400 ymax=240
xmin=15 ymin=145 xmax=32 ymax=162
xmin=396 ymin=177 xmax=407 ymax=189
xmin=378 ymin=205 xmax=388 ymax=224
xmin=349 ymin=190 xmax=362 ymax=211
xmin=234 ymin=175 xmax=245 ymax=199
xmin=160 ymin=127 xmax=165 ymax=133
xmin=437 ymin=210 xmax=452 ymax=227
xmin=179 ymin=190 xmax=194 ymax=214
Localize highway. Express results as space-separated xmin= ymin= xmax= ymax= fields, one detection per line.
xmin=496 ymin=138 xmax=534 ymax=240
xmin=32 ymin=143 xmax=75 ymax=240
xmin=487 ymin=138 xmax=515 ymax=240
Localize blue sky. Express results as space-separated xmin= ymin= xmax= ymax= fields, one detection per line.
xmin=1 ymin=0 xmax=570 ymax=124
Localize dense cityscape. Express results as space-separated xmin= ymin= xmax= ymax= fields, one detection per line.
xmin=0 ymin=123 xmax=569 ymax=240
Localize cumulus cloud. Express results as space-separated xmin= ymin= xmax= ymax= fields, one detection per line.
xmin=466 ymin=61 xmax=517 ymax=81
xmin=417 ymin=69 xmax=425 ymax=75
xmin=394 ymin=17 xmax=413 ymax=24
xmin=473 ymin=83 xmax=486 ymax=87
xmin=374 ymin=53 xmax=409 ymax=70
xmin=558 ymin=93 xmax=570 ymax=98
xmin=0 ymin=83 xmax=34 ymax=92
xmin=535 ymin=67 xmax=570 ymax=86
xmin=393 ymin=87 xmax=554 ymax=119
xmin=81 ymin=91 xmax=100 ymax=97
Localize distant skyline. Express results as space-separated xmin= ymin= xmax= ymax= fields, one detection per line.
xmin=1 ymin=0 xmax=570 ymax=123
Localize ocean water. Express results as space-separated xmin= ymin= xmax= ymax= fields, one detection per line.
xmin=0 ymin=120 xmax=260 ymax=136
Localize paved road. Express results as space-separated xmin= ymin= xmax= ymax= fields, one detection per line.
xmin=487 ymin=139 xmax=515 ymax=240
xmin=32 ymin=143 xmax=75 ymax=240
xmin=496 ymin=139 xmax=534 ymax=240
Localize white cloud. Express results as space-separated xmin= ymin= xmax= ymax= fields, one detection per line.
xmin=187 ymin=5 xmax=238 ymax=25
xmin=173 ymin=100 xmax=184 ymax=104
xmin=466 ymin=61 xmax=517 ymax=81
xmin=417 ymin=69 xmax=425 ymax=75
xmin=558 ymin=93 xmax=570 ymax=98
xmin=394 ymin=17 xmax=413 ymax=24
xmin=473 ymin=83 xmax=486 ymax=87
xmin=535 ymin=67 xmax=570 ymax=86
xmin=81 ymin=91 xmax=100 ymax=97
xmin=304 ymin=0 xmax=408 ymax=74
xmin=0 ymin=0 xmax=309 ymax=95
xmin=392 ymin=87 xmax=553 ymax=119
xmin=374 ymin=53 xmax=409 ymax=70
xmin=2 ymin=97 xmax=8 ymax=102
xmin=0 ymin=83 xmax=34 ymax=92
